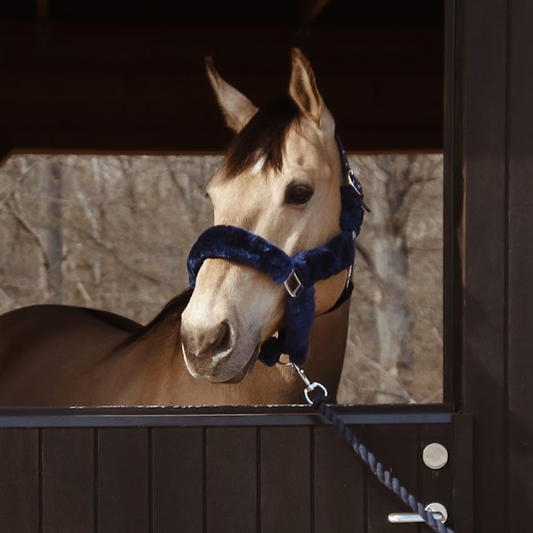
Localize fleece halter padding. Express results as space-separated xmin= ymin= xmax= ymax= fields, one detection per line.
xmin=187 ymin=126 xmax=367 ymax=365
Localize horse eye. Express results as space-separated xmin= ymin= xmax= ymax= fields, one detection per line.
xmin=284 ymin=184 xmax=314 ymax=205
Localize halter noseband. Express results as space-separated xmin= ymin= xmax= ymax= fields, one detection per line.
xmin=187 ymin=126 xmax=368 ymax=366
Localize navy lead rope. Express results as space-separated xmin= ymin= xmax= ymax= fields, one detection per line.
xmin=312 ymin=391 xmax=455 ymax=533
xmin=292 ymin=365 xmax=455 ymax=533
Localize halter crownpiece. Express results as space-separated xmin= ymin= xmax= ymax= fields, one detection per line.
xmin=187 ymin=125 xmax=368 ymax=366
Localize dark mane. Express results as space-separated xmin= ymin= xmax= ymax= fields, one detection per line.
xmin=223 ymin=96 xmax=301 ymax=177
xmin=115 ymin=286 xmax=194 ymax=350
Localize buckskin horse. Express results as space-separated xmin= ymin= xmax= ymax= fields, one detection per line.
xmin=0 ymin=48 xmax=366 ymax=406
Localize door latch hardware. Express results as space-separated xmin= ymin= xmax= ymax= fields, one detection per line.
xmin=388 ymin=502 xmax=448 ymax=524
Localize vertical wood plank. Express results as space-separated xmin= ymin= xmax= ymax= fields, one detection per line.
xmin=452 ymin=415 xmax=473 ymax=533
xmin=365 ymin=425 xmax=418 ymax=533
xmin=314 ymin=425 xmax=365 ymax=533
xmin=508 ymin=1 xmax=533 ymax=531
xmin=261 ymin=426 xmax=311 ymax=533
xmin=0 ymin=429 xmax=39 ymax=533
xmin=42 ymin=428 xmax=94 ymax=533
xmin=206 ymin=427 xmax=257 ymax=533
xmin=461 ymin=0 xmax=508 ymax=531
xmin=443 ymin=0 xmax=465 ymax=404
xmin=98 ymin=428 xmax=149 ymax=533
xmin=152 ymin=427 xmax=203 ymax=533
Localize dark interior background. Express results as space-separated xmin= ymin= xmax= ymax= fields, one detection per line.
xmin=0 ymin=0 xmax=444 ymax=159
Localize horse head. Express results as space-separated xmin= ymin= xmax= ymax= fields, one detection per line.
xmin=180 ymin=48 xmax=353 ymax=383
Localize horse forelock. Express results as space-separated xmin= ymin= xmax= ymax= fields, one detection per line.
xmin=222 ymin=97 xmax=301 ymax=178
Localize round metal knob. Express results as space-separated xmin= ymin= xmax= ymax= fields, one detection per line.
xmin=423 ymin=442 xmax=449 ymax=469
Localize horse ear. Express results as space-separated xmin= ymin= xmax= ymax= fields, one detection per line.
xmin=289 ymin=48 xmax=323 ymax=125
xmin=205 ymin=56 xmax=259 ymax=133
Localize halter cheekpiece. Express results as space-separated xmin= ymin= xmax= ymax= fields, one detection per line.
xmin=187 ymin=126 xmax=368 ymax=366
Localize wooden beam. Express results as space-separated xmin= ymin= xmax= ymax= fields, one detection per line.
xmin=298 ymin=0 xmax=331 ymax=28
xmin=36 ymin=0 xmax=49 ymax=25
xmin=0 ymin=22 xmax=443 ymax=154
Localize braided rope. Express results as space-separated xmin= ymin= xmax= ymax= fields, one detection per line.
xmin=312 ymin=395 xmax=456 ymax=533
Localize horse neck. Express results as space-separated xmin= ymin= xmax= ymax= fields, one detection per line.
xmin=301 ymin=300 xmax=351 ymax=403
xmin=124 ymin=298 xmax=350 ymax=406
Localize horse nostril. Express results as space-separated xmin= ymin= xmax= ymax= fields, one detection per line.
xmin=180 ymin=319 xmax=234 ymax=362
xmin=214 ymin=321 xmax=233 ymax=354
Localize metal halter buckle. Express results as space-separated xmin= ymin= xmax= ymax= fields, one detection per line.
xmin=348 ymin=168 xmax=362 ymax=194
xmin=348 ymin=169 xmax=371 ymax=213
xmin=346 ymin=261 xmax=355 ymax=289
xmin=283 ymin=270 xmax=304 ymax=298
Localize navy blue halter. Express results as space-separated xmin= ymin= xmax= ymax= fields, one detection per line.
xmin=187 ymin=126 xmax=368 ymax=366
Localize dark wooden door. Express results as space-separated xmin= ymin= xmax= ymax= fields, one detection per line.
xmin=0 ymin=406 xmax=471 ymax=533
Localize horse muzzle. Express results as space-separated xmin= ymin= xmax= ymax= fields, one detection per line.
xmin=180 ymin=317 xmax=259 ymax=383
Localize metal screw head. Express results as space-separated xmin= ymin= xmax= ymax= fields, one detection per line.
xmin=423 ymin=442 xmax=449 ymax=470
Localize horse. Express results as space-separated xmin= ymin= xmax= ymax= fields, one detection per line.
xmin=0 ymin=48 xmax=365 ymax=407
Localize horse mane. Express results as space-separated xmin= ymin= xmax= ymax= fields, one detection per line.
xmin=223 ymin=96 xmax=301 ymax=177
xmin=115 ymin=286 xmax=194 ymax=350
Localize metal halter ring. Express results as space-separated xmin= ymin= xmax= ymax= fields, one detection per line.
xmin=283 ymin=269 xmax=304 ymax=298
xmin=304 ymin=382 xmax=329 ymax=405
